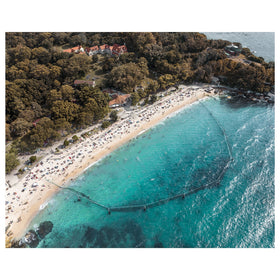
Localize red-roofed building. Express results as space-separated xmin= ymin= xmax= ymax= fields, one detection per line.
xmin=112 ymin=44 xmax=127 ymax=56
xmin=63 ymin=45 xmax=85 ymax=54
xmin=63 ymin=44 xmax=127 ymax=56
xmin=85 ymin=45 xmax=99 ymax=56
xmin=74 ymin=80 xmax=95 ymax=87
xmin=109 ymin=94 xmax=131 ymax=108
xmin=99 ymin=44 xmax=113 ymax=55
xmin=63 ymin=48 xmax=73 ymax=53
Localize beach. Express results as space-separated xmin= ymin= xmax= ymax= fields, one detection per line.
xmin=5 ymin=84 xmax=217 ymax=241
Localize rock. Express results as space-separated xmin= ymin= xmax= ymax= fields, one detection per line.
xmin=9 ymin=238 xmax=27 ymax=248
xmin=5 ymin=224 xmax=10 ymax=233
xmin=154 ymin=241 xmax=164 ymax=248
xmin=24 ymin=230 xmax=40 ymax=248
xmin=84 ymin=226 xmax=98 ymax=242
xmin=36 ymin=221 xmax=53 ymax=239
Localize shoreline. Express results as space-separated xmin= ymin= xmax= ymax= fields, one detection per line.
xmin=5 ymin=84 xmax=217 ymax=241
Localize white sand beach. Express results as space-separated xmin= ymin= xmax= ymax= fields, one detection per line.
xmin=5 ymin=84 xmax=218 ymax=240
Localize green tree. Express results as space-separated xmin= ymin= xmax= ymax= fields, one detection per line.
xmin=6 ymin=65 xmax=27 ymax=80
xmin=72 ymin=135 xmax=79 ymax=142
xmin=7 ymin=45 xmax=32 ymax=64
xmin=109 ymin=63 xmax=147 ymax=93
xmin=92 ymin=54 xmax=98 ymax=63
xmin=60 ymin=85 xmax=74 ymax=101
xmin=10 ymin=118 xmax=32 ymax=137
xmin=31 ymin=47 xmax=51 ymax=64
xmin=158 ymin=74 xmax=175 ymax=89
xmin=28 ymin=117 xmax=59 ymax=148
xmin=63 ymin=55 xmax=91 ymax=80
xmin=101 ymin=120 xmax=111 ymax=129
xmin=75 ymin=111 xmax=94 ymax=127
xmin=82 ymin=98 xmax=99 ymax=123
xmin=146 ymin=79 xmax=159 ymax=94
xmin=54 ymin=118 xmax=71 ymax=132
xmin=6 ymin=151 xmax=19 ymax=174
xmin=150 ymin=94 xmax=157 ymax=104
xmin=30 ymin=64 xmax=50 ymax=79
xmin=51 ymin=100 xmax=80 ymax=122
xmin=131 ymin=92 xmax=140 ymax=105
xmin=18 ymin=168 xmax=24 ymax=175
xmin=102 ymin=57 xmax=117 ymax=72
xmin=109 ymin=110 xmax=118 ymax=122
xmin=49 ymin=65 xmax=62 ymax=79
xmin=6 ymin=81 xmax=25 ymax=122
xmin=31 ymin=102 xmax=43 ymax=119
xmin=18 ymin=109 xmax=35 ymax=122
xmin=137 ymin=57 xmax=149 ymax=76
xmin=29 ymin=155 xmax=37 ymax=163
xmin=64 ymin=139 xmax=70 ymax=147
xmin=6 ymin=124 xmax=12 ymax=141
xmin=47 ymin=89 xmax=62 ymax=106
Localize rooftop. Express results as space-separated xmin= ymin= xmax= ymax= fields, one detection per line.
xmin=109 ymin=94 xmax=131 ymax=107
xmin=74 ymin=80 xmax=95 ymax=85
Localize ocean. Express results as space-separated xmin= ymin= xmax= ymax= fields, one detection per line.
xmin=28 ymin=97 xmax=274 ymax=248
xmin=27 ymin=33 xmax=275 ymax=248
xmin=204 ymin=32 xmax=275 ymax=62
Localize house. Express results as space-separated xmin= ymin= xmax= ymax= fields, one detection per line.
xmin=85 ymin=45 xmax=99 ymax=56
xmin=63 ymin=44 xmax=127 ymax=57
xmin=109 ymin=94 xmax=131 ymax=108
xmin=99 ymin=44 xmax=112 ymax=55
xmin=74 ymin=80 xmax=95 ymax=87
xmin=112 ymin=44 xmax=127 ymax=56
xmin=63 ymin=45 xmax=85 ymax=54
xmin=109 ymin=45 xmax=114 ymax=54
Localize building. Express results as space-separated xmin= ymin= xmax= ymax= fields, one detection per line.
xmin=74 ymin=80 xmax=95 ymax=87
xmin=63 ymin=45 xmax=85 ymax=54
xmin=66 ymin=44 xmax=127 ymax=57
xmin=109 ymin=94 xmax=131 ymax=108
xmin=85 ymin=46 xmax=99 ymax=56
xmin=112 ymin=44 xmax=127 ymax=56
xmin=103 ymin=88 xmax=120 ymax=98
xmin=99 ymin=44 xmax=112 ymax=55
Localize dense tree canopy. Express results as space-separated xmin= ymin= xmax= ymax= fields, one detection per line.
xmin=108 ymin=62 xmax=148 ymax=93
xmin=5 ymin=32 xmax=274 ymax=173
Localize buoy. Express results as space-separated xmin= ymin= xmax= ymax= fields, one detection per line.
xmin=143 ymin=206 xmax=147 ymax=211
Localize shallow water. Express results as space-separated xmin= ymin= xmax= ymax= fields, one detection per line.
xmin=29 ymin=97 xmax=275 ymax=248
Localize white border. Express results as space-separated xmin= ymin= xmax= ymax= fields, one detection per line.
xmin=1 ymin=1 xmax=279 ymax=280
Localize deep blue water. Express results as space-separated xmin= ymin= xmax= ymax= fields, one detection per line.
xmin=28 ymin=97 xmax=275 ymax=248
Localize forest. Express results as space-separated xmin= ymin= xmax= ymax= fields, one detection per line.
xmin=5 ymin=32 xmax=275 ymax=173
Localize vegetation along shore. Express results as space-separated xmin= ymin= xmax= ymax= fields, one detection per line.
xmin=5 ymin=32 xmax=274 ymax=246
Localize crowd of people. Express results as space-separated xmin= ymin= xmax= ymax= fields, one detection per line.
xmin=5 ymin=84 xmax=216 ymax=239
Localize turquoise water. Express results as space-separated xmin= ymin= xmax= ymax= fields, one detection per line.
xmin=28 ymin=97 xmax=275 ymax=248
